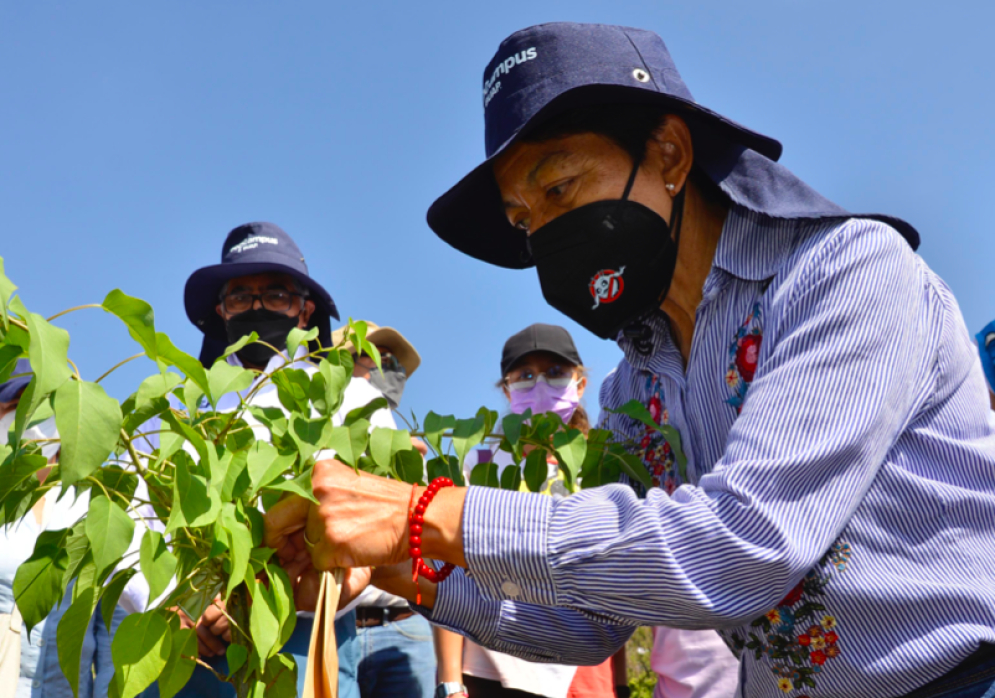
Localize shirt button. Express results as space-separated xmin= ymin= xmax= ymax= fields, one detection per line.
xmin=37 ymin=638 xmax=44 ymax=646
xmin=32 ymin=680 xmax=41 ymax=688
xmin=501 ymin=581 xmax=521 ymax=598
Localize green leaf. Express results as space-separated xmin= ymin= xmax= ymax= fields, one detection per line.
xmin=452 ymin=416 xmax=486 ymax=468
xmin=155 ymin=332 xmax=209 ymax=398
xmin=578 ymin=429 xmax=621 ymax=488
xmin=271 ymin=369 xmax=311 ymax=414
xmin=246 ymin=441 xmax=297 ymax=496
xmin=606 ymin=446 xmax=653 ymax=490
xmin=523 ymin=450 xmax=548 ymax=493
xmin=370 ymin=427 xmax=412 ymax=471
xmin=58 ymin=585 xmax=101 ymax=698
xmin=325 ymin=419 xmax=370 ymax=467
xmin=207 ymin=361 xmax=254 ymax=408
xmin=246 ymin=576 xmax=280 ymax=664
xmin=476 ymin=407 xmax=499 ymax=444
xmin=310 ymin=357 xmax=350 ymax=417
xmin=86 ymin=495 xmax=136 ymax=577
xmin=423 ymin=412 xmax=456 ymax=456
xmin=136 ymin=372 xmax=182 ymax=410
xmin=247 ymin=405 xmax=288 ymax=438
xmin=286 ymin=326 xmax=318 ymax=361
xmin=62 ymin=522 xmax=91 ymax=589
xmin=226 ymin=643 xmax=248 ymax=675
xmin=122 ymin=396 xmax=171 ymax=436
xmin=0 ymin=451 xmax=47 ymax=503
xmin=343 ymin=398 xmax=388 ymax=427
xmin=394 ymin=449 xmax=425 ymax=485
xmin=101 ymin=570 xmax=137 ymax=630
xmin=552 ymin=428 xmax=586 ymax=490
xmin=221 ymin=449 xmax=251 ymax=502
xmin=158 ymin=627 xmax=197 ymax=698
xmin=166 ymin=454 xmax=221 ymax=532
xmin=426 ymin=455 xmax=464 ymax=486
xmin=0 ymin=256 xmax=19 ymax=329
xmin=13 ymin=528 xmax=69 ymax=639
xmin=179 ymin=378 xmax=204 ymax=415
xmin=469 ymin=461 xmax=499 ymax=487
xmin=221 ymin=504 xmax=252 ymax=596
xmin=54 ymin=379 xmax=123 ymax=487
xmin=265 ymin=561 xmax=297 ymax=648
xmin=608 ymin=400 xmax=688 ymax=481
xmin=110 ymin=611 xmax=172 ymax=698
xmin=500 ymin=464 xmax=522 ymax=491
xmin=289 ymin=414 xmax=334 ymax=463
xmin=102 ymin=290 xmax=157 ymax=361
xmin=262 ymin=468 xmax=319 ymax=504
xmin=219 ymin=331 xmax=259 ymax=362
xmin=140 ymin=530 xmax=178 ymax=605
xmin=501 ymin=410 xmax=531 ymax=450
xmin=0 ymin=344 xmax=23 ymax=384
xmin=14 ymin=307 xmax=71 ymax=440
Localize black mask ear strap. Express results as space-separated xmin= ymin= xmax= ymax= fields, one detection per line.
xmin=670 ymin=184 xmax=687 ymax=247
xmin=621 ymin=153 xmax=645 ymax=201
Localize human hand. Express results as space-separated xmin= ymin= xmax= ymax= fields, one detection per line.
xmin=201 ymin=596 xmax=232 ymax=644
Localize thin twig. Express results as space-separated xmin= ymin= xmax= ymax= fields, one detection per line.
xmin=46 ymin=304 xmax=102 ymax=322
xmin=95 ymin=353 xmax=145 ymax=383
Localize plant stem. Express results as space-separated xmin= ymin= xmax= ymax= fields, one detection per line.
xmin=121 ymin=429 xmax=147 ymax=475
xmin=46 ymin=304 xmax=103 ymax=322
xmin=95 ymin=352 xmax=145 ymax=383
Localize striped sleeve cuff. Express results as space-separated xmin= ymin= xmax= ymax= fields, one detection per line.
xmin=463 ymin=486 xmax=558 ymax=606
xmin=410 ymin=567 xmax=502 ymax=647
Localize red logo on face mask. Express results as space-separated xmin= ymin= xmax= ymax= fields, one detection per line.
xmin=589 ymin=267 xmax=626 ymax=309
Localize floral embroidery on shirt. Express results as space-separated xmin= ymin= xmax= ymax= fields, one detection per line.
xmin=637 ymin=375 xmax=682 ymax=494
xmin=721 ymin=540 xmax=852 ymax=695
xmin=726 ymin=301 xmax=763 ymax=413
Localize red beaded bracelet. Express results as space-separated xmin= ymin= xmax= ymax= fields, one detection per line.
xmin=409 ymin=476 xmax=457 ymax=604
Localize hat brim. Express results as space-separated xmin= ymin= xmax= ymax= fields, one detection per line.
xmin=427 ymin=84 xmax=783 ymax=270
xmin=184 ymin=261 xmax=339 ymax=366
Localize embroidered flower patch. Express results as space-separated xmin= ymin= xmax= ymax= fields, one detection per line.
xmin=726 ymin=301 xmax=763 ymax=413
xmin=721 ymin=539 xmax=852 ymax=695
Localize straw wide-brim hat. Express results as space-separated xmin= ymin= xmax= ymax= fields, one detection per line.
xmin=331 ymin=323 xmax=421 ymax=377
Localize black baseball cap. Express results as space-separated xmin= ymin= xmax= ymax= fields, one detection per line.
xmin=501 ymin=323 xmax=583 ymax=376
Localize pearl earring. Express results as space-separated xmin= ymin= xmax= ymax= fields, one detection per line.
xmin=665 ymin=183 xmax=676 ymax=192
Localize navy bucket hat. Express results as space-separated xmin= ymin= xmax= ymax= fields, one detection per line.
xmin=184 ymin=222 xmax=339 ymax=366
xmin=427 ymin=22 xmax=919 ymax=269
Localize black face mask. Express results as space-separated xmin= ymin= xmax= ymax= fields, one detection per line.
xmin=225 ymin=308 xmax=302 ymax=366
xmin=528 ymin=158 xmax=686 ymax=340
xmin=368 ymin=368 xmax=407 ymax=410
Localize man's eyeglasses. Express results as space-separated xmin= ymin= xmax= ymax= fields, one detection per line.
xmin=221 ymin=290 xmax=303 ymax=314
xmin=505 ymin=365 xmax=573 ymax=392
xmin=359 ymin=348 xmax=405 ymax=374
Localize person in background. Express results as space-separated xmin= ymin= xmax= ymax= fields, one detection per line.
xmin=435 ymin=324 xmax=736 ymax=698
xmin=330 ymin=322 xmax=436 ymax=698
xmin=0 ymin=359 xmax=133 ymax=698
xmin=138 ymin=222 xmax=394 ymax=698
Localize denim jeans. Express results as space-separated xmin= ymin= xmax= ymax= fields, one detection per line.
xmin=356 ymin=613 xmax=435 ymax=698
xmin=139 ymin=611 xmax=359 ymax=698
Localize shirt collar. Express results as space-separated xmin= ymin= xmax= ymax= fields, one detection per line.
xmin=711 ymin=204 xmax=799 ymax=282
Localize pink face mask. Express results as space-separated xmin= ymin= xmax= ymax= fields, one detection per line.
xmin=508 ymin=376 xmax=580 ymax=423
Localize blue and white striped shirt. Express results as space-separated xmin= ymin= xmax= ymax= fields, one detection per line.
xmin=424 ymin=205 xmax=995 ymax=697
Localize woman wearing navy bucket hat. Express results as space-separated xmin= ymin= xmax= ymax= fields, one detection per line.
xmin=269 ymin=23 xmax=995 ymax=698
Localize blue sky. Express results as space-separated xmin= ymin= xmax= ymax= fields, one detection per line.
xmin=2 ymin=1 xmax=993 ymax=425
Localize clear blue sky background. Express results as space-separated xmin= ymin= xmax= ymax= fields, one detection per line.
xmin=2 ymin=1 xmax=993 ymax=424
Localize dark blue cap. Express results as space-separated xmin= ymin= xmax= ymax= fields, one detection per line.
xmin=184 ymin=222 xmax=339 ymax=366
xmin=427 ymin=22 xmax=919 ymax=269
xmin=0 ymin=359 xmax=32 ymax=403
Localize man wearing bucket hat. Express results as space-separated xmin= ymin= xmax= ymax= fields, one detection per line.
xmin=268 ymin=23 xmax=995 ymax=698
xmin=139 ymin=222 xmax=398 ymax=698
